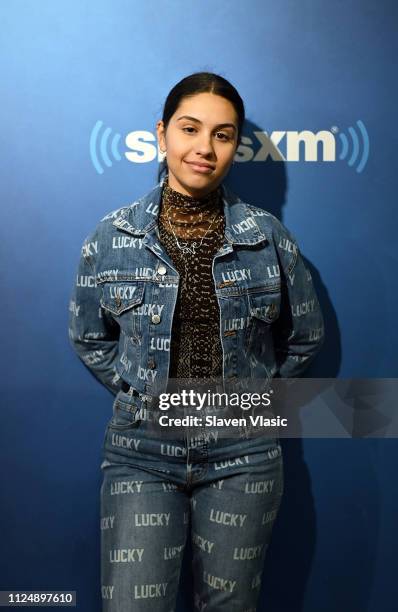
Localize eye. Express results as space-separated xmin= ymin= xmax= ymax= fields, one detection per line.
xmin=181 ymin=126 xmax=232 ymax=141
xmin=216 ymin=132 xmax=231 ymax=141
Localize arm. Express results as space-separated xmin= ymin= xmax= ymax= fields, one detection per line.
xmin=68 ymin=233 xmax=123 ymax=396
xmin=272 ymin=220 xmax=325 ymax=378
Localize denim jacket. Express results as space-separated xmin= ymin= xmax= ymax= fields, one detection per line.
xmin=68 ymin=176 xmax=324 ymax=398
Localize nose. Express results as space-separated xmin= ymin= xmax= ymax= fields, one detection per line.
xmin=194 ymin=132 xmax=215 ymax=158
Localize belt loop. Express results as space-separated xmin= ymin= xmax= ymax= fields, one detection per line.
xmin=121 ymin=381 xmax=142 ymax=398
xmin=121 ymin=380 xmax=135 ymax=396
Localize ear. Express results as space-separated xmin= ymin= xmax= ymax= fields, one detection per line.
xmin=156 ymin=120 xmax=166 ymax=152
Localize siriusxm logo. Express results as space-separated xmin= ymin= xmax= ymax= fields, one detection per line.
xmin=90 ymin=119 xmax=369 ymax=175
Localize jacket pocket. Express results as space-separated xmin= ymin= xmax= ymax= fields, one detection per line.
xmin=247 ymin=288 xmax=280 ymax=324
xmin=244 ymin=289 xmax=281 ymax=377
xmin=100 ymin=281 xmax=145 ymax=338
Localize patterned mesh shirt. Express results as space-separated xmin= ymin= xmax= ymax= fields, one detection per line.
xmin=157 ymin=173 xmax=225 ymax=381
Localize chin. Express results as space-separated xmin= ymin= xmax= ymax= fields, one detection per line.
xmin=169 ymin=167 xmax=218 ymax=195
xmin=185 ymin=170 xmax=218 ymax=184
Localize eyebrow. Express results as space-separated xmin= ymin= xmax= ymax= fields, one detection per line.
xmin=176 ymin=115 xmax=237 ymax=132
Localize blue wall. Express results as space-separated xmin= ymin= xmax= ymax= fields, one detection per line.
xmin=1 ymin=1 xmax=397 ymax=610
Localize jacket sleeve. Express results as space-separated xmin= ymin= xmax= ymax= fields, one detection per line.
xmin=68 ymin=232 xmax=123 ymax=396
xmin=271 ymin=219 xmax=325 ymax=378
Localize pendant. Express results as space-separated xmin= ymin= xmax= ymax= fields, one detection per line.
xmin=177 ymin=241 xmax=197 ymax=255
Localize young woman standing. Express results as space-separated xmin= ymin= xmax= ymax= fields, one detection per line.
xmin=69 ymin=72 xmax=324 ymax=611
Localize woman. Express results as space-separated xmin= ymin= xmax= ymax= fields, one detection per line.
xmin=69 ymin=72 xmax=324 ymax=611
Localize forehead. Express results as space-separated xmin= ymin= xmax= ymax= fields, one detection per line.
xmin=174 ymin=92 xmax=237 ymax=124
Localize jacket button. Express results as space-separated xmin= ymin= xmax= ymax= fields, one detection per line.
xmin=147 ymin=358 xmax=156 ymax=369
xmin=158 ymin=265 xmax=167 ymax=275
xmin=151 ymin=314 xmax=161 ymax=324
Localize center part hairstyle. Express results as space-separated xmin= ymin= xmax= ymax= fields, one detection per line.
xmin=157 ymin=71 xmax=245 ymax=182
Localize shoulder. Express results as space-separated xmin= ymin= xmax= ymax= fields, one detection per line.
xmin=243 ymin=201 xmax=299 ymax=245
xmin=241 ymin=201 xmax=301 ymax=273
xmin=80 ymin=181 xmax=162 ymax=259
xmin=99 ymin=204 xmax=132 ymax=224
xmin=85 ymin=199 xmax=138 ymax=239
xmin=222 ymin=182 xmax=299 ymax=247
xmin=80 ymin=202 xmax=133 ymax=264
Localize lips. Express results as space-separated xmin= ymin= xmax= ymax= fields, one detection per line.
xmin=185 ymin=161 xmax=215 ymax=170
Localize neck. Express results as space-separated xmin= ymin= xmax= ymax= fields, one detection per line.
xmin=158 ymin=173 xmax=224 ymax=238
xmin=160 ymin=173 xmax=221 ymax=216
xmin=166 ymin=172 xmax=219 ymax=200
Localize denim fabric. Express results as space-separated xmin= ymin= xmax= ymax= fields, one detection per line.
xmin=68 ymin=175 xmax=325 ymax=399
xmin=69 ymin=178 xmax=323 ymax=611
xmin=101 ymin=395 xmax=284 ymax=611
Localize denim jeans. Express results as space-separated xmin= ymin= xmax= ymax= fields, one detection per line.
xmin=100 ymin=392 xmax=284 ymax=611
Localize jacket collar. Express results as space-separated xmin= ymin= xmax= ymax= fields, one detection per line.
xmin=112 ymin=175 xmax=269 ymax=246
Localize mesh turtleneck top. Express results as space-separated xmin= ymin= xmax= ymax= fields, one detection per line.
xmin=157 ymin=173 xmax=225 ymax=380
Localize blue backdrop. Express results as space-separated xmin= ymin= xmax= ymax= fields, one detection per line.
xmin=1 ymin=1 xmax=397 ymax=610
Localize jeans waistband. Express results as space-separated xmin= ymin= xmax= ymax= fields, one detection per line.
xmin=120 ymin=381 xmax=230 ymax=404
xmin=117 ymin=383 xmax=240 ymax=417
xmin=120 ymin=381 xmax=157 ymax=405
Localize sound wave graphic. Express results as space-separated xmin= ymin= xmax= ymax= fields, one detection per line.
xmin=338 ymin=120 xmax=369 ymax=173
xmin=90 ymin=119 xmax=370 ymax=175
xmin=89 ymin=120 xmax=122 ymax=174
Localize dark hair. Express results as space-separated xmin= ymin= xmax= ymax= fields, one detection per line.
xmin=157 ymin=71 xmax=245 ymax=182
